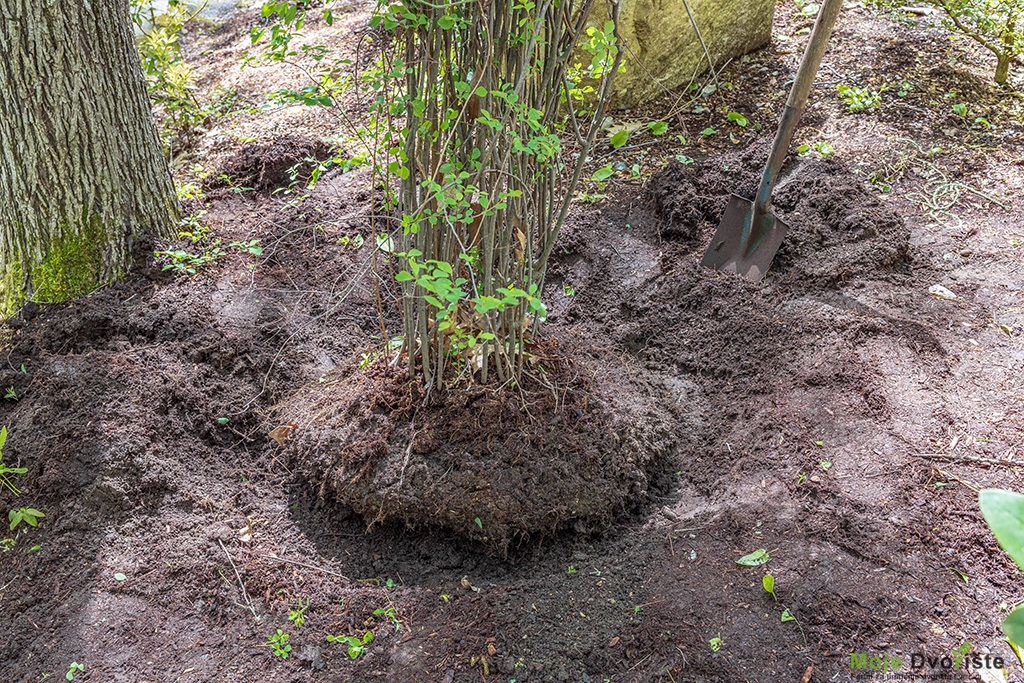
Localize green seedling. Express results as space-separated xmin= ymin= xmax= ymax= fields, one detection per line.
xmin=289 ymin=598 xmax=309 ymax=627
xmin=781 ymin=608 xmax=796 ymax=622
xmin=953 ymin=102 xmax=968 ymax=121
xmin=474 ymin=517 xmax=483 ymax=529
xmin=610 ymin=129 xmax=629 ymax=149
xmin=4 ymin=386 xmax=15 ymax=400
xmin=797 ymin=472 xmax=806 ymax=484
xmin=373 ymin=605 xmax=401 ymax=631
xmin=327 ymin=631 xmax=374 ymax=659
xmin=819 ymin=461 xmax=832 ymax=472
xmin=564 ymin=284 xmax=575 ymax=297
xmin=709 ymin=636 xmax=722 ymax=652
xmin=567 ymin=565 xmax=577 ymax=575
xmin=267 ymin=629 xmax=292 ymax=659
xmin=700 ymin=127 xmax=718 ymax=136
xmin=762 ymin=573 xmax=777 ymax=601
xmin=0 ymin=427 xmax=27 ymax=495
xmin=727 ymin=111 xmax=749 ymax=127
xmin=0 ymin=538 xmax=15 ymax=552
xmin=9 ymin=507 xmax=44 ymax=531
xmin=814 ymin=141 xmax=834 ymax=158
xmin=66 ymin=662 xmax=84 ymax=681
xmin=591 ymin=163 xmax=615 ymax=182
xmin=230 ymin=239 xmax=264 ymax=256
xmin=675 ymin=154 xmax=695 ymax=165
xmin=736 ymin=548 xmax=770 ymax=566
xmin=836 ymin=84 xmax=882 ymax=113
xmin=648 ymin=121 xmax=668 ymax=136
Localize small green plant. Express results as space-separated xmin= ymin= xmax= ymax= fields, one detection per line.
xmin=819 ymin=460 xmax=832 ymax=472
xmin=567 ymin=565 xmax=578 ymax=575
xmin=709 ymin=636 xmax=722 ymax=652
xmin=610 ymin=129 xmax=629 ymax=148
xmin=726 ymin=111 xmax=749 ymax=127
xmin=953 ymin=102 xmax=968 ymax=121
xmin=9 ymin=507 xmax=44 ymax=531
xmin=267 ymin=629 xmax=292 ymax=659
xmin=3 ymin=387 xmax=15 ymax=400
xmin=128 ymin=0 xmax=209 ymax=147
xmin=155 ymin=247 xmax=226 ymax=275
xmin=327 ymin=631 xmax=374 ymax=659
xmin=837 ymin=84 xmax=883 ymax=112
xmin=66 ymin=662 xmax=84 ymax=681
xmin=230 ymin=239 xmax=264 ymax=257
xmin=373 ymin=605 xmax=402 ymax=631
xmin=814 ymin=141 xmax=834 ymax=158
xmin=647 ymin=121 xmax=669 ymax=136
xmin=762 ymin=573 xmax=777 ymax=601
xmin=0 ymin=538 xmax=15 ymax=552
xmin=591 ymin=163 xmax=616 ymax=182
xmin=0 ymin=427 xmax=26 ymax=495
xmin=564 ymin=284 xmax=576 ymax=297
xmin=289 ymin=598 xmax=309 ymax=627
xmin=736 ymin=548 xmax=771 ymax=566
xmin=701 ymin=127 xmax=718 ymax=136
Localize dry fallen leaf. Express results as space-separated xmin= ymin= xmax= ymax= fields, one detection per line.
xmin=486 ymin=643 xmax=496 ymax=656
xmin=239 ymin=518 xmax=253 ymax=543
xmin=607 ymin=636 xmax=620 ymax=648
xmin=269 ymin=422 xmax=297 ymax=446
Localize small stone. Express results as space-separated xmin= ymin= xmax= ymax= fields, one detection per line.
xmin=928 ymin=284 xmax=957 ymax=300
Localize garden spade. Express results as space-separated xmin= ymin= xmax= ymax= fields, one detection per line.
xmin=701 ymin=0 xmax=844 ymax=281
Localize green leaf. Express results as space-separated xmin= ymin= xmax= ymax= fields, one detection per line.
xmin=217 ymin=417 xmax=230 ymax=425
xmin=736 ymin=548 xmax=770 ymax=566
xmin=701 ymin=127 xmax=717 ymax=136
xmin=610 ymin=129 xmax=629 ymax=149
xmin=1002 ymin=608 xmax=1024 ymax=649
xmin=648 ymin=121 xmax=668 ymax=136
xmin=474 ymin=86 xmax=488 ymax=98
xmin=979 ymin=489 xmax=1024 ymax=571
xmin=762 ymin=574 xmax=775 ymax=597
xmin=474 ymin=517 xmax=483 ymax=529
xmin=395 ymin=271 xmax=414 ymax=282
xmin=727 ymin=112 xmax=749 ymax=127
xmin=114 ymin=573 xmax=127 ymax=582
xmin=781 ymin=608 xmax=796 ymax=623
xmin=9 ymin=509 xmax=22 ymax=530
xmin=591 ymin=164 xmax=615 ymax=182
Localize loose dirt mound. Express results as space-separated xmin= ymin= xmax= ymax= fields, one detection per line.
xmin=281 ymin=345 xmax=682 ymax=553
xmin=213 ymin=134 xmax=333 ymax=192
xmin=650 ymin=146 xmax=912 ymax=284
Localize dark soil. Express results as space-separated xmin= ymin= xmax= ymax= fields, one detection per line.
xmin=651 ymin=146 xmax=912 ymax=285
xmin=213 ymin=134 xmax=335 ymax=192
xmin=284 ymin=343 xmax=680 ymax=552
xmin=1 ymin=2 xmax=1023 ymax=683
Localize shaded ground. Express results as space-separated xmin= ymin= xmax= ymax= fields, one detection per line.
xmin=1 ymin=2 xmax=1023 ymax=682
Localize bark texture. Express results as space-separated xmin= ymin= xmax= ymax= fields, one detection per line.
xmin=0 ymin=0 xmax=178 ymax=311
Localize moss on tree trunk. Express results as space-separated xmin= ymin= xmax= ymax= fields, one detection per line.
xmin=0 ymin=0 xmax=179 ymax=315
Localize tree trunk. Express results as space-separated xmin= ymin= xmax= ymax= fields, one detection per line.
xmin=996 ymin=53 xmax=1010 ymax=84
xmin=0 ymin=0 xmax=179 ymax=314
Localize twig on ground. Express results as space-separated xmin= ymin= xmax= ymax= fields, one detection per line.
xmin=915 ymin=452 xmax=1022 ymax=468
xmin=262 ymin=553 xmax=350 ymax=581
xmin=218 ymin=539 xmax=257 ymax=619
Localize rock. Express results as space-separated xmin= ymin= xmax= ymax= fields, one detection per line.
xmin=928 ymin=284 xmax=957 ymax=300
xmin=296 ymin=644 xmax=325 ymax=671
xmin=583 ymin=0 xmax=776 ymax=108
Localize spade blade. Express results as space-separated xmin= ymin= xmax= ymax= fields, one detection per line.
xmin=700 ymin=194 xmax=789 ymax=282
